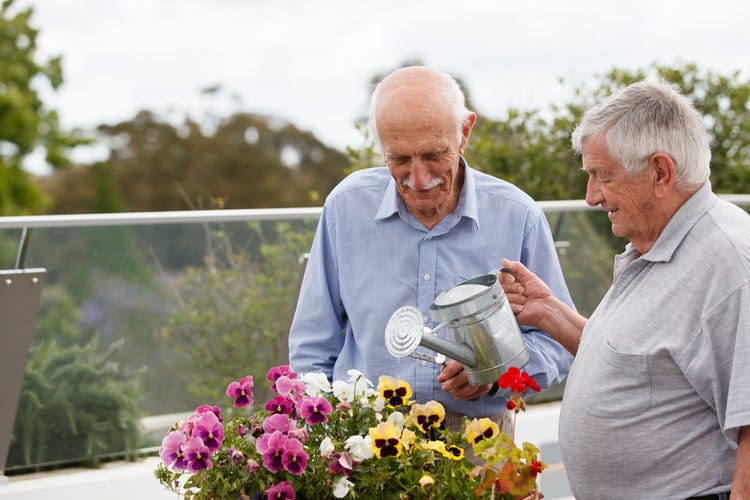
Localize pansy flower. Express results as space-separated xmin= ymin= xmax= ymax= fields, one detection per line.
xmin=225 ymin=375 xmax=254 ymax=408
xmin=267 ymin=365 xmax=297 ymax=389
xmin=266 ymin=395 xmax=295 ymax=415
xmin=297 ymin=395 xmax=333 ymax=425
xmin=421 ymin=439 xmax=465 ymax=461
xmin=332 ymin=476 xmax=354 ymax=499
xmin=376 ymin=375 xmax=412 ymax=408
xmin=275 ymin=375 xmax=307 ymax=398
xmin=183 ymin=436 xmax=212 ymax=473
xmin=281 ymin=437 xmax=309 ymax=475
xmin=191 ymin=411 xmax=224 ymax=451
xmin=369 ymin=421 xmax=402 ymax=458
xmin=262 ymin=412 xmax=295 ymax=435
xmin=256 ymin=430 xmax=288 ymax=473
xmin=265 ymin=480 xmax=295 ymax=500
xmin=410 ymin=401 xmax=445 ymax=433
xmin=465 ymin=417 xmax=500 ymax=444
xmin=194 ymin=404 xmax=223 ymax=423
xmin=344 ymin=434 xmax=374 ymax=461
xmin=159 ymin=430 xmax=188 ymax=471
xmin=300 ymin=372 xmax=332 ymax=395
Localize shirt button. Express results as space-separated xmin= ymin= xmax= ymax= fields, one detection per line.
xmin=421 ymin=360 xmax=428 ymax=366
xmin=423 ymin=274 xmax=431 ymax=281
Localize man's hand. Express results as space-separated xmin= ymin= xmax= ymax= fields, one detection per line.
xmin=437 ymin=360 xmax=492 ymax=400
xmin=499 ymin=258 xmax=586 ymax=356
xmin=498 ymin=259 xmax=554 ymax=328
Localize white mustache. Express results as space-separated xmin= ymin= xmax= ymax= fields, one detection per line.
xmin=403 ymin=177 xmax=444 ymax=190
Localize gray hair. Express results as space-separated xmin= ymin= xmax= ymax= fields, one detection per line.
xmin=367 ymin=66 xmax=473 ymax=152
xmin=571 ymin=81 xmax=711 ymax=190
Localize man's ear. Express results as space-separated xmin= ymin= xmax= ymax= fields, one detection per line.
xmin=651 ymin=152 xmax=675 ymax=198
xmin=458 ymin=113 xmax=477 ymax=154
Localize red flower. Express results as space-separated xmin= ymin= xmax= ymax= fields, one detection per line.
xmin=497 ymin=367 xmax=541 ymax=393
xmin=530 ymin=459 xmax=544 ymax=477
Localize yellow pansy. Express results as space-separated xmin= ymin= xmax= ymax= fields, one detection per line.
xmin=419 ymin=475 xmax=435 ymax=488
xmin=410 ymin=400 xmax=445 ymax=433
xmin=400 ymin=427 xmax=417 ymax=452
xmin=464 ymin=417 xmax=499 ymax=444
xmin=369 ymin=421 xmax=402 ymax=458
xmin=421 ymin=440 xmax=465 ymax=461
xmin=376 ymin=375 xmax=413 ymax=408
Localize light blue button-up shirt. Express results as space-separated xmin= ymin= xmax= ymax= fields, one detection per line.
xmin=289 ymin=160 xmax=574 ymax=417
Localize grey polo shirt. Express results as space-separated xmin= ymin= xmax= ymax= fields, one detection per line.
xmin=559 ymin=182 xmax=750 ymax=499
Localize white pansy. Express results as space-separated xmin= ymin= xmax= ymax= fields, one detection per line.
xmin=344 ymin=435 xmax=375 ymax=461
xmin=319 ymin=436 xmax=335 ymax=458
xmin=346 ymin=370 xmax=373 ymax=395
xmin=332 ymin=380 xmax=355 ymax=402
xmin=387 ymin=410 xmax=405 ymax=428
xmin=300 ymin=372 xmax=332 ymax=395
xmin=371 ymin=397 xmax=386 ymax=412
xmin=332 ymin=476 xmax=354 ymax=498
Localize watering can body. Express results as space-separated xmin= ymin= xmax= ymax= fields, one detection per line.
xmin=385 ymin=273 xmax=530 ymax=386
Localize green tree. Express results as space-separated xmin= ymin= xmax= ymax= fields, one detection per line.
xmin=0 ymin=0 xmax=87 ymax=215
xmin=8 ymin=334 xmax=142 ymax=470
xmin=469 ymin=61 xmax=750 ymax=200
xmin=160 ymin=221 xmax=315 ymax=409
xmin=39 ymin=109 xmax=350 ymax=213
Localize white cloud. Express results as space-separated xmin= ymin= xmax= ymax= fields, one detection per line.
xmin=17 ymin=0 xmax=750 ymax=174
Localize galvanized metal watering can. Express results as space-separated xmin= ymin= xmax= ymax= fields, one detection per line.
xmin=384 ymin=272 xmax=529 ymax=385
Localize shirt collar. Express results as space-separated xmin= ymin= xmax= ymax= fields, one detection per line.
xmin=640 ymin=181 xmax=717 ymax=262
xmin=374 ymin=156 xmax=480 ymax=227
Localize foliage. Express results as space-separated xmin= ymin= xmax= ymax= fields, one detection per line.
xmin=0 ymin=0 xmax=88 ymax=215
xmin=7 ymin=334 xmax=143 ymax=470
xmin=154 ymin=365 xmax=544 ymax=500
xmin=38 ymin=110 xmax=350 ymax=213
xmin=160 ymin=221 xmax=314 ymax=409
xmin=467 ymin=61 xmax=750 ymax=201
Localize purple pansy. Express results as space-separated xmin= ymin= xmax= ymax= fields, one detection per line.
xmin=226 ymin=375 xmax=254 ymax=408
xmin=262 ymin=413 xmax=295 ymax=435
xmin=192 ymin=411 xmax=224 ymax=451
xmin=194 ymin=404 xmax=223 ymax=423
xmin=266 ymin=395 xmax=295 ymax=415
xmin=264 ymin=480 xmax=295 ymax=500
xmin=256 ymin=430 xmax=287 ymax=473
xmin=281 ymin=437 xmax=308 ymax=475
xmin=297 ymin=396 xmax=333 ymax=425
xmin=183 ymin=436 xmax=213 ymax=473
xmin=159 ymin=430 xmax=188 ymax=471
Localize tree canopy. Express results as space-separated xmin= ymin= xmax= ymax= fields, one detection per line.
xmin=0 ymin=0 xmax=86 ymax=215
xmin=3 ymin=2 xmax=750 ymax=216
xmin=467 ymin=62 xmax=750 ymax=200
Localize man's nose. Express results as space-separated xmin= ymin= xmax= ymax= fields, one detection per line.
xmin=585 ymin=177 xmax=603 ymax=207
xmin=408 ymin=160 xmax=432 ymax=190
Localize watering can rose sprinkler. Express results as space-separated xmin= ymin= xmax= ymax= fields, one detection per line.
xmin=384 ymin=272 xmax=529 ymax=385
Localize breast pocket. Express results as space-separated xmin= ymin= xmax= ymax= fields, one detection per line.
xmin=583 ymin=340 xmax=652 ymax=418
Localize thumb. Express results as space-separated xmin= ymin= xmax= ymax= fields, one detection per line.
xmin=500 ymin=258 xmax=533 ymax=283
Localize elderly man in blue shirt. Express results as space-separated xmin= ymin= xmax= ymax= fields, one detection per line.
xmin=288 ymin=65 xmax=574 ymax=428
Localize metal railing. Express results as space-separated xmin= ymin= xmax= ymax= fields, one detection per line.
xmin=1 ymin=195 xmax=748 ymax=474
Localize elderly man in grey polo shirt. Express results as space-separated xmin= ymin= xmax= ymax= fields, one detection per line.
xmin=499 ymin=81 xmax=749 ymax=500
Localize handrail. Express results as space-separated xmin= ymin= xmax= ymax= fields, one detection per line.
xmin=0 ymin=195 xmax=748 ymax=229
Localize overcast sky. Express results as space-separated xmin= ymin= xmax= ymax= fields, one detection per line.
xmin=18 ymin=0 xmax=750 ymax=172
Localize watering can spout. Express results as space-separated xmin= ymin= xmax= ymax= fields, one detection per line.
xmin=384 ymin=273 xmax=530 ymax=385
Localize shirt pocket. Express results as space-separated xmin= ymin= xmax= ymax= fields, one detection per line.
xmin=583 ymin=339 xmax=652 ymax=418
